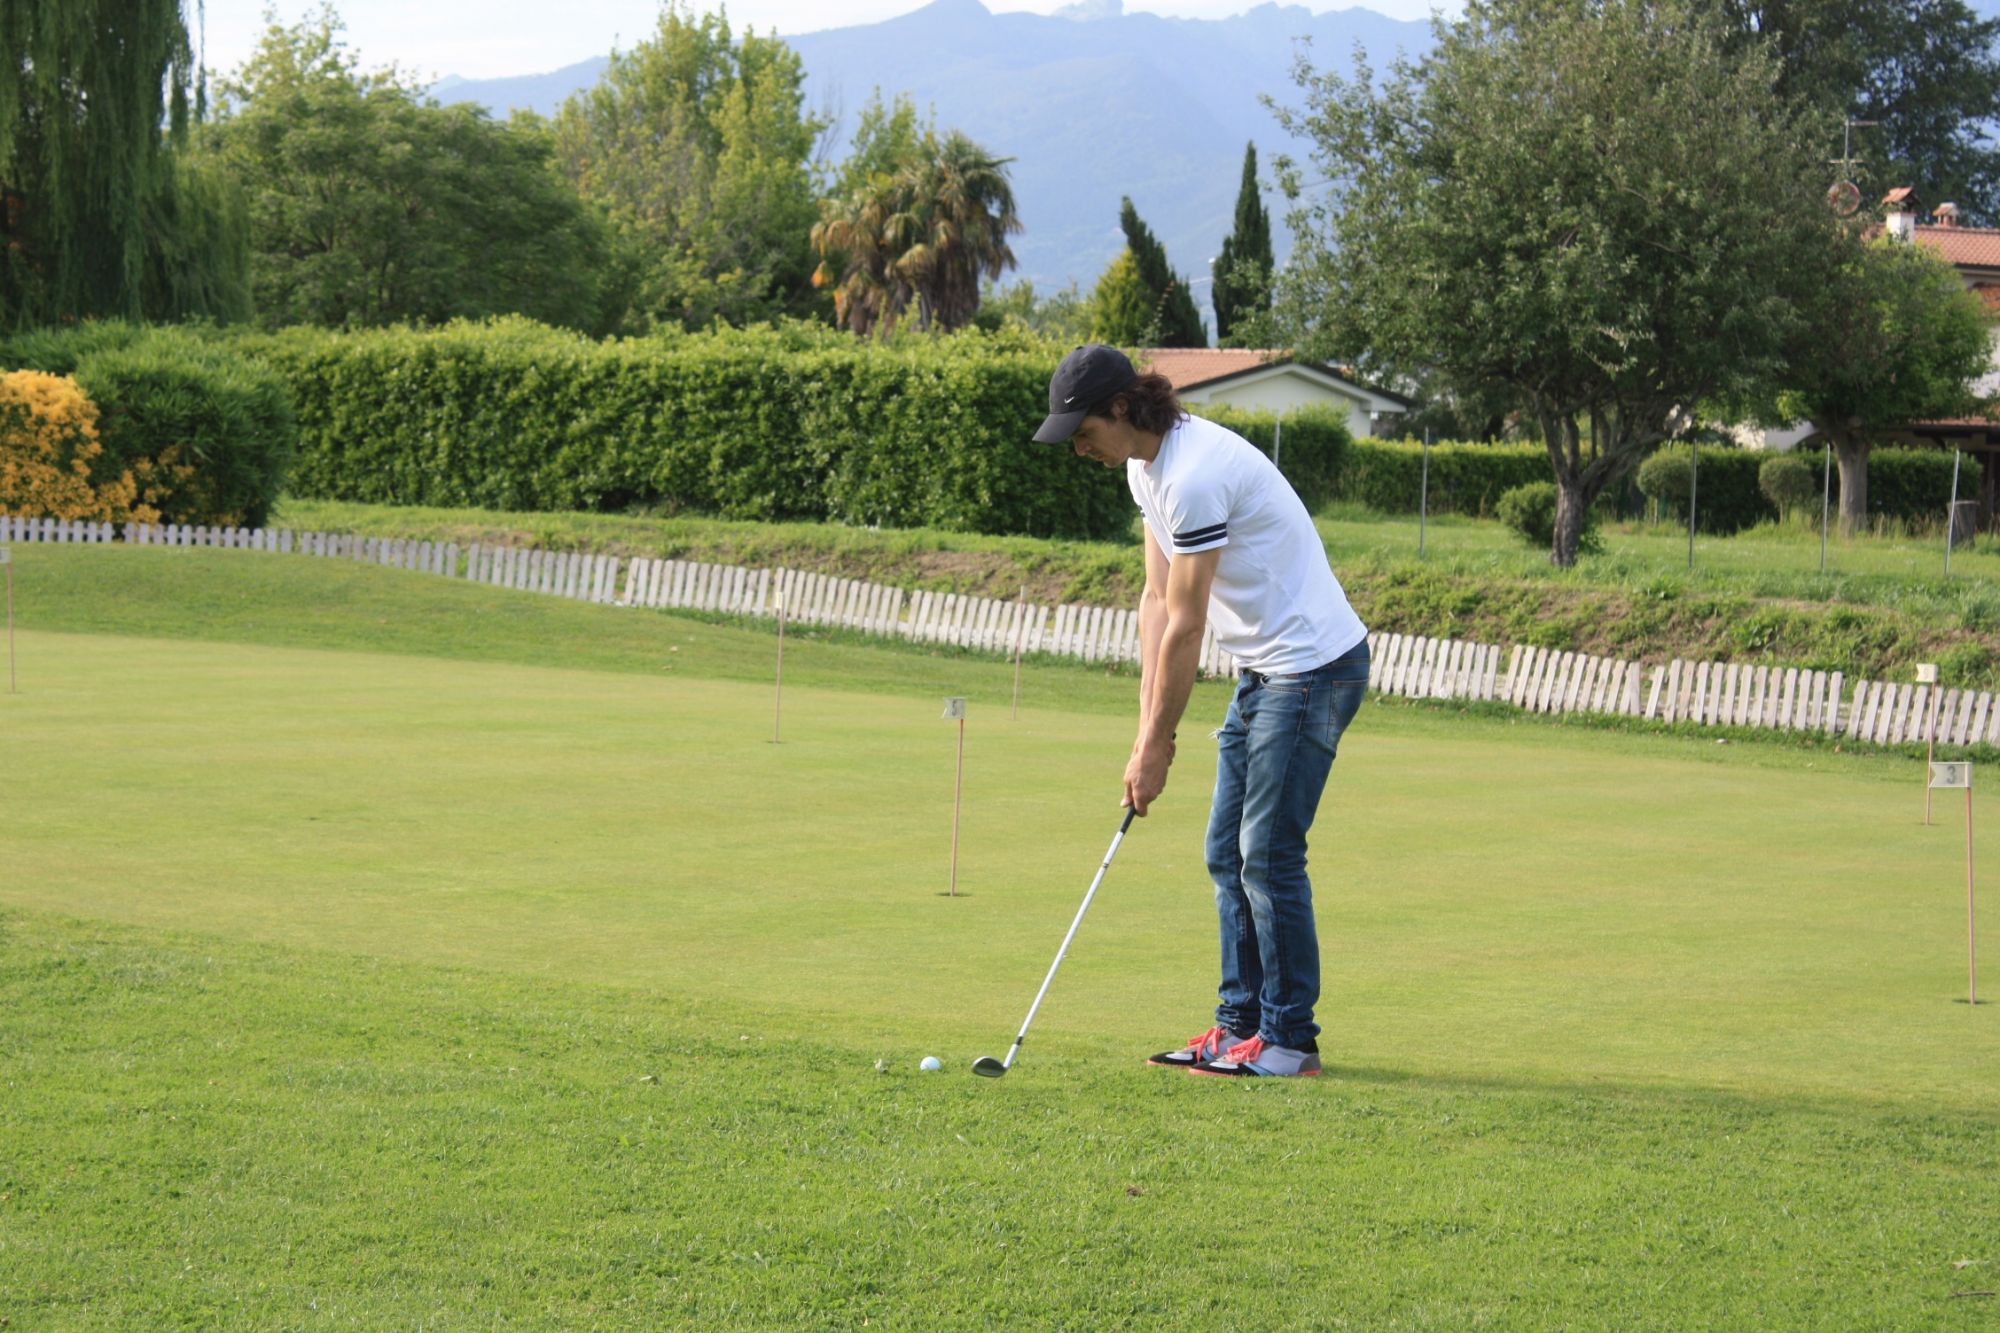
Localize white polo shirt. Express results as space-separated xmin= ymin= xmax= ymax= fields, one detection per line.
xmin=1127 ymin=413 xmax=1367 ymax=676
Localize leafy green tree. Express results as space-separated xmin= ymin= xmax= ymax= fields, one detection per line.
xmin=1776 ymin=237 xmax=1991 ymax=533
xmin=1 ymin=0 xmax=249 ymax=326
xmin=1118 ymin=198 xmax=1205 ymax=348
xmin=1716 ymin=0 xmax=2000 ymax=224
xmin=1276 ymin=0 xmax=1838 ymax=565
xmin=1089 ymin=250 xmax=1154 ymax=346
xmin=554 ymin=3 xmax=822 ymax=329
xmin=207 ymin=6 xmax=616 ymax=332
xmin=1212 ymin=143 xmax=1274 ymax=346
xmin=976 ymin=279 xmax=1092 ymax=341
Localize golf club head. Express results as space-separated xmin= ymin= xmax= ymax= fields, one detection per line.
xmin=971 ymin=1056 xmax=1009 ymax=1078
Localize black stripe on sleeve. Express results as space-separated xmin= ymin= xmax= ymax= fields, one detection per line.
xmin=1172 ymin=522 xmax=1228 ymax=549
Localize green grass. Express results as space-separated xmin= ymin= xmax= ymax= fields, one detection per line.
xmin=2 ymin=545 xmax=1997 ymax=1326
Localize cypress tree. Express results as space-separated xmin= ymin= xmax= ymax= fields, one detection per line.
xmin=1 ymin=0 xmax=244 ymax=326
xmin=1212 ymin=142 xmax=1274 ymax=345
xmin=1117 ymin=197 xmax=1206 ymax=348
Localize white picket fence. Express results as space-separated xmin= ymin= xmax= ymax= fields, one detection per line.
xmin=5 ymin=514 xmax=1998 ymax=745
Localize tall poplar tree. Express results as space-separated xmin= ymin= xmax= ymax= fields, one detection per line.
xmin=1118 ymin=197 xmax=1206 ymax=348
xmin=1212 ymin=143 xmax=1274 ymax=346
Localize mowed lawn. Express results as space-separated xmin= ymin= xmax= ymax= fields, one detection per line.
xmin=2 ymin=546 xmax=1997 ymax=1326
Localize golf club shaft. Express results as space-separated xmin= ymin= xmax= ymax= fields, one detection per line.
xmin=999 ymin=807 xmax=1138 ymax=1069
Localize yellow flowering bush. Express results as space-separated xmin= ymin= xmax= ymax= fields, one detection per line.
xmin=0 ymin=370 xmax=157 ymax=523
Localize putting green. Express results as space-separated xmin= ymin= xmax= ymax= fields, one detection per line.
xmin=3 ymin=627 xmax=1991 ymax=1109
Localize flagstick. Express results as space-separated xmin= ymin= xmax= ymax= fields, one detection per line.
xmin=949 ymin=713 xmax=965 ymax=897
xmin=1925 ymin=681 xmax=1940 ymax=824
xmin=1969 ymin=785 xmax=1980 ymax=1006
xmin=5 ymin=556 xmax=14 ymax=695
xmin=1919 ymin=664 xmax=1940 ymax=824
xmin=772 ymin=591 xmax=786 ymax=744
xmin=1010 ymin=584 xmax=1027 ymax=721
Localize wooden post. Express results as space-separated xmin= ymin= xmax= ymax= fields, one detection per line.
xmin=772 ymin=592 xmax=786 ymax=744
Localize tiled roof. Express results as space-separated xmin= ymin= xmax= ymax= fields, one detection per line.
xmin=1137 ymin=347 xmax=1293 ymax=390
xmin=1914 ymin=226 xmax=2000 ymax=269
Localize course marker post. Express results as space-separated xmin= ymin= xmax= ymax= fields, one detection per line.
xmin=943 ymin=697 xmax=967 ymax=896
xmin=1919 ymin=663 xmax=1940 ymax=824
xmin=1 ymin=545 xmax=12 ymax=694
xmin=1930 ymin=760 xmax=1978 ymax=1004
xmin=772 ymin=591 xmax=786 ymax=744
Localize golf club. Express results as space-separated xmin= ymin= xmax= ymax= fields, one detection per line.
xmin=972 ymin=806 xmax=1138 ymax=1078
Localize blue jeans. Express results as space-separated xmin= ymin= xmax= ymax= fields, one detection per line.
xmin=1205 ymin=640 xmax=1369 ymax=1049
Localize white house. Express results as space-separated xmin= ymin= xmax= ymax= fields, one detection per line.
xmin=1138 ymin=348 xmax=1412 ymax=439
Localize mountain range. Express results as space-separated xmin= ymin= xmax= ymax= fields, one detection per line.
xmin=429 ymin=0 xmax=1435 ymax=329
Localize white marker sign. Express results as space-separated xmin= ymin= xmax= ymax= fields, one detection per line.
xmin=1916 ymin=662 xmax=1939 ymax=684
xmin=1930 ymin=761 xmax=1973 ymax=790
xmin=0 ymin=547 xmax=10 ymax=564
xmin=942 ymin=697 xmax=967 ymax=720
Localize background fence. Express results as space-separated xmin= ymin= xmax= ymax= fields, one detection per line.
xmin=4 ymin=515 xmax=1995 ymax=747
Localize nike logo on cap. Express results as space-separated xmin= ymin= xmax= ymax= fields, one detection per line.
xmin=1064 ymin=395 xmax=1077 ymax=404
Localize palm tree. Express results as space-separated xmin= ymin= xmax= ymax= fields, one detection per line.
xmin=810 ymin=176 xmax=909 ymax=336
xmin=888 ymin=131 xmax=1020 ymax=332
xmin=811 ymin=129 xmax=1020 ymax=335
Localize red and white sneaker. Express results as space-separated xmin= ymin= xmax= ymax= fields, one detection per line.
xmin=1146 ymin=1024 xmax=1251 ymax=1068
xmin=1188 ymin=1034 xmax=1322 ymax=1077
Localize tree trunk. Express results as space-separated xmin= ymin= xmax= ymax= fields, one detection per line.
xmin=1551 ymin=477 xmax=1592 ymax=568
xmin=1833 ymin=433 xmax=1869 ymax=537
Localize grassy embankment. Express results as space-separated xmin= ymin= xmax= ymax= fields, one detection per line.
xmin=272 ymin=496 xmax=2000 ymax=689
xmin=0 ymin=544 xmax=1995 ymax=1326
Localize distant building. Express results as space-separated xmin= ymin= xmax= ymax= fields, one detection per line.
xmin=1139 ymin=348 xmax=1411 ymax=440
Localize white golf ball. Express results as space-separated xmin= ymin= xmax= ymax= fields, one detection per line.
xmin=919 ymin=1056 xmax=943 ymax=1072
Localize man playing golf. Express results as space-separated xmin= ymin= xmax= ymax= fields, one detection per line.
xmin=1033 ymin=344 xmax=1370 ymax=1078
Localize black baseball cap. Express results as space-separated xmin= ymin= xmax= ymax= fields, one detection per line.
xmin=1032 ymin=344 xmax=1138 ymax=443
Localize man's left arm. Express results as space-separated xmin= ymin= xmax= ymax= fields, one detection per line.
xmin=1124 ymin=546 xmax=1219 ymax=815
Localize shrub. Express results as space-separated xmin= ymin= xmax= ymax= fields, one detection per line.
xmin=1637 ymin=450 xmax=1691 ymax=507
xmin=1339 ymin=438 xmax=1549 ymax=515
xmin=1636 ymin=445 xmax=1774 ymax=534
xmin=1190 ymin=404 xmax=1351 ymax=508
xmin=1758 ymin=453 xmax=1818 ymax=518
xmin=243 ymin=319 xmax=1132 ymax=540
xmin=74 ymin=336 xmax=297 ymax=528
xmin=4 ymin=323 xmax=299 ymax=527
xmin=0 ymin=371 xmax=155 ymax=523
xmin=1496 ymin=480 xmax=1602 ymax=554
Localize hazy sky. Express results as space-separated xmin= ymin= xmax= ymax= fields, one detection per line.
xmin=195 ymin=0 xmax=1451 ymax=82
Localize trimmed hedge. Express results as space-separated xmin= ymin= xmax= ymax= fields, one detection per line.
xmin=1867 ymin=447 xmax=1984 ymax=521
xmin=1189 ymin=403 xmax=1351 ymax=509
xmin=2 ymin=322 xmax=297 ymax=527
xmin=241 ymin=319 xmax=1131 ymax=540
xmin=1638 ymin=443 xmax=1982 ymax=533
xmin=1339 ymin=438 xmax=1550 ymax=515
